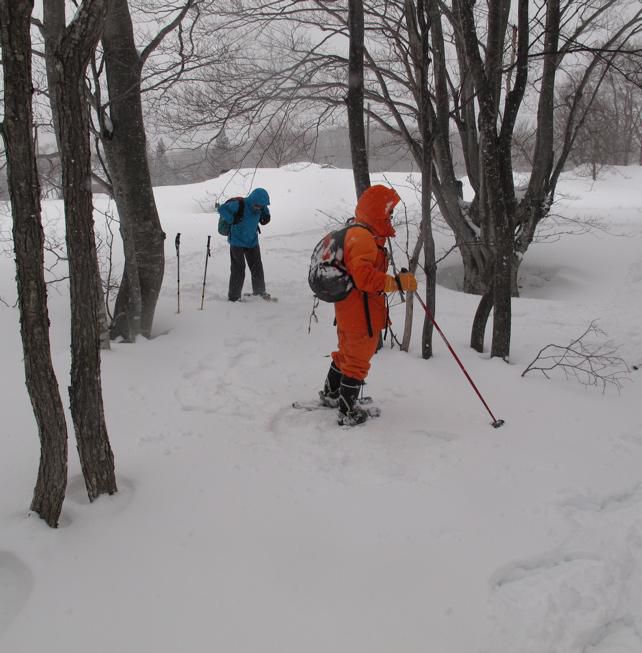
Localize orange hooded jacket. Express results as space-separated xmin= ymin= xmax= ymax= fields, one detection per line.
xmin=334 ymin=185 xmax=401 ymax=334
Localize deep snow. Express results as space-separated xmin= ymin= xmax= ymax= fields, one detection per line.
xmin=1 ymin=163 xmax=641 ymax=653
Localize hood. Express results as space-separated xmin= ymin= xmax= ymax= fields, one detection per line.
xmin=354 ymin=184 xmax=400 ymax=238
xmin=247 ymin=188 xmax=270 ymax=207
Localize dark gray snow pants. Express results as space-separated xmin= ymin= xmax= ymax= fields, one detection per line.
xmin=228 ymin=244 xmax=266 ymax=300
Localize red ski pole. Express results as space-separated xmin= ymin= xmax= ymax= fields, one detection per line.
xmin=413 ymin=289 xmax=504 ymax=428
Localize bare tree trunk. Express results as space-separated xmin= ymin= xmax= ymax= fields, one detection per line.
xmin=38 ymin=0 xmax=66 ymax=201
xmin=491 ymin=208 xmax=512 ymax=359
xmin=101 ymin=0 xmax=165 ymax=341
xmin=424 ymin=2 xmax=490 ymax=296
xmin=470 ymin=283 xmax=493 ymax=353
xmin=1 ymin=0 xmax=69 ymax=528
xmin=55 ymin=0 xmax=117 ymax=501
xmin=43 ymin=0 xmax=111 ymax=351
xmin=405 ymin=0 xmax=436 ymax=357
xmin=527 ymin=0 xmax=561 ymax=202
xmin=346 ymin=0 xmax=370 ymax=198
xmin=401 ymin=235 xmax=422 ymax=351
xmin=42 ymin=0 xmax=65 ymax=155
xmin=455 ymin=0 xmax=519 ymax=360
xmin=421 ymin=207 xmax=436 ymax=358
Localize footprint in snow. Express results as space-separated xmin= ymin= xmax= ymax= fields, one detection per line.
xmin=0 ymin=551 xmax=34 ymax=636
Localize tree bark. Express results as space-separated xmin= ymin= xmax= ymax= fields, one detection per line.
xmin=526 ymin=0 xmax=560 ymax=204
xmin=101 ymin=0 xmax=165 ymax=341
xmin=0 ymin=0 xmax=69 ymax=527
xmin=401 ymin=234 xmax=422 ymax=351
xmin=346 ymin=0 xmax=371 ymax=198
xmin=417 ymin=0 xmax=436 ymax=359
xmin=42 ymin=0 xmax=65 ymax=153
xmin=455 ymin=0 xmax=517 ymax=360
xmin=470 ymin=282 xmax=493 ymax=353
xmin=55 ymin=0 xmax=117 ymax=500
xmin=43 ymin=0 xmax=111 ymax=351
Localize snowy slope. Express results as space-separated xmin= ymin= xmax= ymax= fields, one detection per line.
xmin=1 ymin=164 xmax=641 ymax=653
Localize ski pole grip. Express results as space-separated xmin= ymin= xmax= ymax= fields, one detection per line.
xmin=398 ymin=267 xmax=411 ymax=299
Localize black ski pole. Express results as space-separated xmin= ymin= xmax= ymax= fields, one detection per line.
xmin=413 ymin=288 xmax=504 ymax=428
xmin=199 ymin=235 xmax=212 ymax=310
xmin=175 ymin=232 xmax=181 ymax=314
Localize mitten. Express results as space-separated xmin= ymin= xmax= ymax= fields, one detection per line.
xmin=383 ymin=272 xmax=417 ymax=293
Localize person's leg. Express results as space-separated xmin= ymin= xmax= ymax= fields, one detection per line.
xmin=319 ymin=361 xmax=342 ymax=407
xmin=244 ymin=245 xmax=266 ymax=296
xmin=337 ymin=376 xmax=366 ymax=424
xmin=228 ymin=245 xmax=246 ymax=301
xmin=332 ymin=330 xmax=379 ymax=381
xmin=332 ymin=330 xmax=380 ymax=425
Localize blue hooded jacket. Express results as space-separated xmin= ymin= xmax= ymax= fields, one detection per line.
xmin=218 ymin=188 xmax=271 ymax=248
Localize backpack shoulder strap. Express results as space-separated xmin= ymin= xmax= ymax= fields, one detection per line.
xmin=233 ymin=197 xmax=244 ymax=224
xmin=345 ymin=223 xmax=376 ymax=336
xmin=347 ymin=222 xmax=375 ymax=235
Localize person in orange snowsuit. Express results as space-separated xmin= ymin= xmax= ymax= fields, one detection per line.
xmin=319 ymin=184 xmax=417 ymax=425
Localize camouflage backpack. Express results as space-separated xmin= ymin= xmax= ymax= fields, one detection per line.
xmin=308 ymin=222 xmax=372 ymax=302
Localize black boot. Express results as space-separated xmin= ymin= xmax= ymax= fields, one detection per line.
xmin=319 ymin=363 xmax=342 ymax=407
xmin=337 ymin=376 xmax=368 ymax=426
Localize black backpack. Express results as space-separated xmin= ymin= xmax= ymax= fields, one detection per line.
xmin=308 ymin=223 xmax=372 ymax=302
xmin=217 ymin=197 xmax=244 ymax=236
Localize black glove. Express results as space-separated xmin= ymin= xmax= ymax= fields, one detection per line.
xmin=259 ymin=208 xmax=271 ymax=226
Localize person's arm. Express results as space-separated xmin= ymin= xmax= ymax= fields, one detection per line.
xmin=344 ymin=230 xmax=388 ymax=293
xmin=259 ymin=206 xmax=271 ymax=225
xmin=345 ymin=230 xmax=417 ymax=293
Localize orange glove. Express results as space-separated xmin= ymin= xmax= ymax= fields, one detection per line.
xmin=383 ymin=272 xmax=417 ymax=293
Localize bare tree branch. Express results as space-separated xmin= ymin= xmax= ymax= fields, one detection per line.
xmin=522 ymin=321 xmax=630 ymax=392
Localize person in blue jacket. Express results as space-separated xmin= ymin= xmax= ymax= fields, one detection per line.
xmin=218 ymin=188 xmax=271 ymax=301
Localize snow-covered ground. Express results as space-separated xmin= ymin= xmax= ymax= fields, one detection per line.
xmin=1 ymin=163 xmax=641 ymax=653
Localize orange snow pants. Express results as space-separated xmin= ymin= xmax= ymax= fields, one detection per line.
xmin=331 ymin=329 xmax=380 ymax=381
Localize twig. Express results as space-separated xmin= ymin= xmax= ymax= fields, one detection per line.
xmin=522 ymin=321 xmax=630 ymax=392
